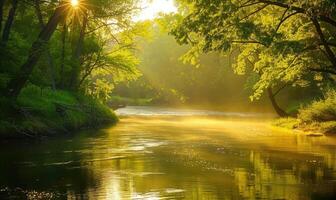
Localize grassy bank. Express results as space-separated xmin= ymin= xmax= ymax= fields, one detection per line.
xmin=273 ymin=118 xmax=336 ymax=135
xmin=273 ymin=90 xmax=336 ymax=135
xmin=0 ymin=85 xmax=118 ymax=139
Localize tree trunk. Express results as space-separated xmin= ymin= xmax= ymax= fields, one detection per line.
xmin=267 ymin=87 xmax=288 ymax=117
xmin=60 ymin=21 xmax=67 ymax=88
xmin=45 ymin=48 xmax=57 ymax=90
xmin=34 ymin=0 xmax=56 ymax=90
xmin=0 ymin=0 xmax=5 ymax=34
xmin=69 ymin=12 xmax=88 ymax=90
xmin=5 ymin=3 xmax=67 ymax=99
xmin=1 ymin=0 xmax=18 ymax=46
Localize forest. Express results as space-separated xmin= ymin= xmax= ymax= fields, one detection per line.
xmin=0 ymin=0 xmax=335 ymax=137
xmin=0 ymin=0 xmax=335 ymax=199
xmin=0 ymin=0 xmax=143 ymax=137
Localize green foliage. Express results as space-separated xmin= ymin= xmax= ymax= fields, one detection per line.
xmin=0 ymin=84 xmax=117 ymax=138
xmin=0 ymin=0 xmax=146 ymax=137
xmin=272 ymin=117 xmax=300 ymax=129
xmin=0 ymin=0 xmax=144 ymax=96
xmin=298 ymin=89 xmax=336 ymax=122
xmin=79 ymin=20 xmax=145 ymax=102
xmin=18 ymin=85 xmax=76 ymax=118
xmin=172 ymin=0 xmax=336 ymax=101
xmin=274 ymin=90 xmax=336 ymax=134
xmin=273 ymin=117 xmax=336 ymax=134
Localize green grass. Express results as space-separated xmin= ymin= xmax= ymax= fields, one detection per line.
xmin=0 ymin=84 xmax=118 ymax=139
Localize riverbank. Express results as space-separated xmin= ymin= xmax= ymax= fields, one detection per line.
xmin=0 ymin=85 xmax=118 ymax=139
xmin=1 ymin=110 xmax=335 ymax=199
xmin=273 ymin=90 xmax=336 ymax=135
xmin=108 ymin=95 xmax=152 ymax=108
xmin=273 ymin=118 xmax=336 ymax=135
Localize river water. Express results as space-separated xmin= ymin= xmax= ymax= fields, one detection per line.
xmin=0 ymin=106 xmax=336 ymax=199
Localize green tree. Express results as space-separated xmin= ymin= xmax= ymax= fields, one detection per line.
xmin=2 ymin=0 xmax=142 ymax=100
xmin=171 ymin=0 xmax=336 ymax=116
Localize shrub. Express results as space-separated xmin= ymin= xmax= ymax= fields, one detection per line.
xmin=298 ymin=90 xmax=336 ymax=122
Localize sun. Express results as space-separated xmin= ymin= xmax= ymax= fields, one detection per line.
xmin=134 ymin=0 xmax=177 ymax=21
xmin=71 ymin=0 xmax=79 ymax=7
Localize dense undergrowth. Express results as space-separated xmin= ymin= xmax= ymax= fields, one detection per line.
xmin=0 ymin=85 xmax=118 ymax=139
xmin=274 ymin=90 xmax=336 ymax=134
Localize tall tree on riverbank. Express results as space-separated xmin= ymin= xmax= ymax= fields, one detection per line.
xmin=3 ymin=0 xmax=141 ymax=100
xmin=5 ymin=1 xmax=68 ymax=99
xmin=1 ymin=0 xmax=18 ymax=46
xmin=171 ymin=0 xmax=336 ymax=116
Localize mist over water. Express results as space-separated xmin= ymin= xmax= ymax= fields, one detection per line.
xmin=0 ymin=106 xmax=336 ymax=199
xmin=115 ymin=106 xmax=274 ymax=117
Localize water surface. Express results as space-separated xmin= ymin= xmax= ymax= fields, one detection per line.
xmin=0 ymin=106 xmax=336 ymax=199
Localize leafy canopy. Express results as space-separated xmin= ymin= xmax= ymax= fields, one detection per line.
xmin=171 ymin=0 xmax=336 ymax=100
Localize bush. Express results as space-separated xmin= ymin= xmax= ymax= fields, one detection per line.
xmin=298 ymin=90 xmax=336 ymax=123
xmin=273 ymin=90 xmax=336 ymax=134
xmin=17 ymin=85 xmax=78 ymax=119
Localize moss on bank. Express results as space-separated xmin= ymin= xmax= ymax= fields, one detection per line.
xmin=0 ymin=85 xmax=118 ymax=139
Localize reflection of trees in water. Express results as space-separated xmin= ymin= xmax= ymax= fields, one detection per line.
xmin=234 ymin=148 xmax=336 ymax=200
xmin=51 ymin=123 xmax=336 ymax=199
xmin=69 ymin=134 xmax=236 ymax=199
xmin=1 ymin=119 xmax=336 ymax=199
xmin=0 ymin=134 xmax=103 ymax=198
xmin=293 ymin=134 xmax=336 ymax=171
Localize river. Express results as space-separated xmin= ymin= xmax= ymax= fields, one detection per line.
xmin=0 ymin=106 xmax=336 ymax=199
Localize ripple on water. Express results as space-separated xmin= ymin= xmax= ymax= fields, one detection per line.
xmin=2 ymin=106 xmax=336 ymax=200
xmin=165 ymin=188 xmax=185 ymax=193
xmin=131 ymin=188 xmax=185 ymax=200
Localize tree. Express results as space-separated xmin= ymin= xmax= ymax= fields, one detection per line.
xmin=1 ymin=0 xmax=18 ymax=46
xmin=4 ymin=0 xmax=142 ymax=99
xmin=34 ymin=0 xmax=57 ymax=90
xmin=66 ymin=0 xmax=140 ymax=91
xmin=5 ymin=2 xmax=68 ymax=99
xmin=171 ymin=0 xmax=336 ymax=116
xmin=0 ymin=0 xmax=6 ymax=34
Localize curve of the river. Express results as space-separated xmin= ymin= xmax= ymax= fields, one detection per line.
xmin=0 ymin=106 xmax=336 ymax=199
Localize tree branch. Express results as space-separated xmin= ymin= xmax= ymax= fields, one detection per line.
xmin=311 ymin=16 xmax=336 ymax=69
xmin=308 ymin=67 xmax=336 ymax=75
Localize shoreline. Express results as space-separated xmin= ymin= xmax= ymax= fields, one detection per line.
xmin=272 ymin=117 xmax=336 ymax=136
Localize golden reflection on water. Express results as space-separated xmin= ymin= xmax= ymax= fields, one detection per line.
xmin=0 ymin=115 xmax=336 ymax=199
xmin=62 ymin=116 xmax=336 ymax=199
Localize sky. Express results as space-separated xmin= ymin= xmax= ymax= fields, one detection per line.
xmin=134 ymin=0 xmax=177 ymax=21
